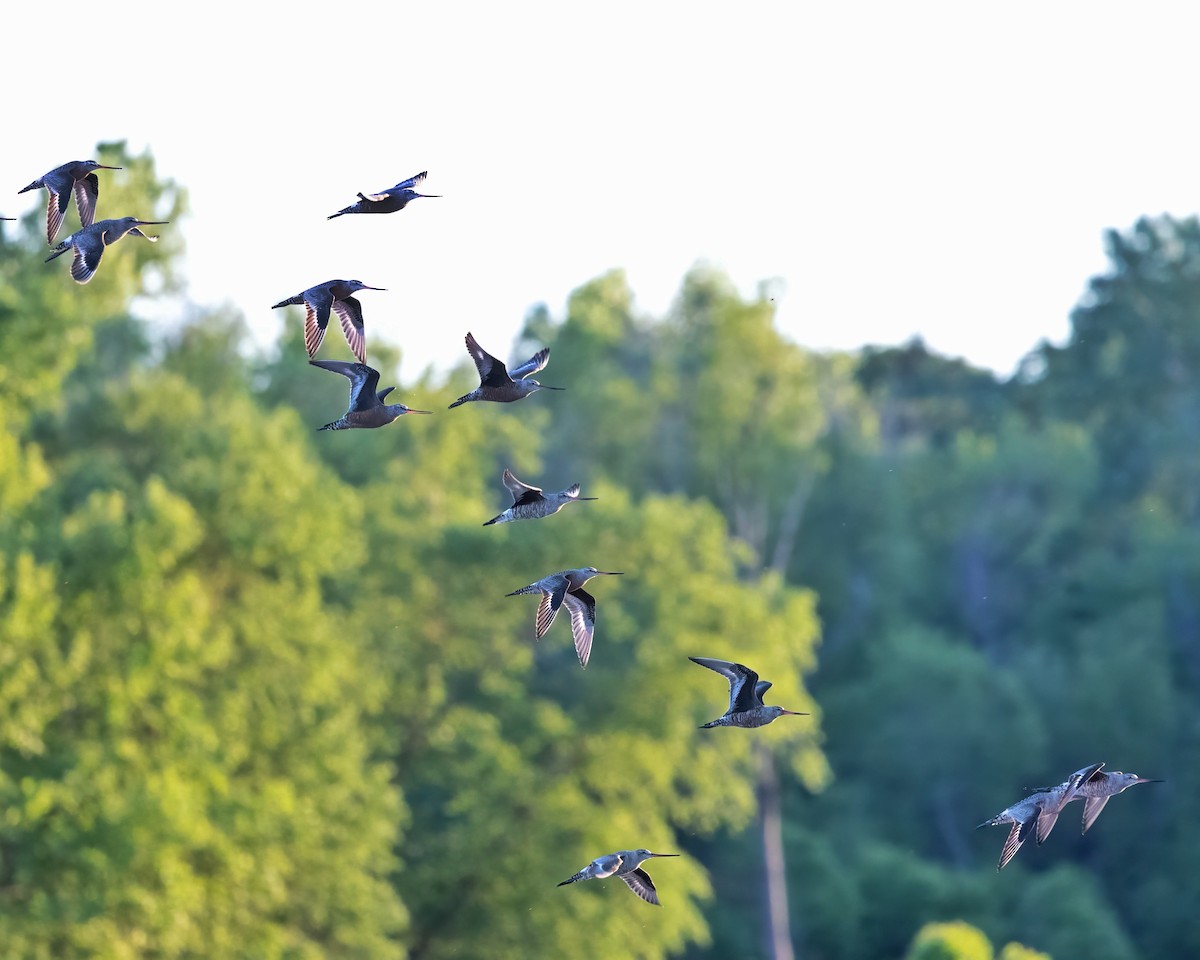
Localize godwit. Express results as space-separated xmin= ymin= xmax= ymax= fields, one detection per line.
xmin=19 ymin=160 xmax=122 ymax=243
xmin=689 ymin=657 xmax=808 ymax=729
xmin=482 ymin=469 xmax=597 ymax=526
xmin=505 ymin=567 xmax=622 ymax=667
xmin=977 ymin=762 xmax=1104 ymax=870
xmin=556 ymin=849 xmax=679 ymax=905
xmin=271 ymin=279 xmax=384 ymax=363
xmin=448 ymin=332 xmax=563 ymax=408
xmin=328 ymin=170 xmax=440 ymax=218
xmin=44 ymin=217 xmax=168 ymax=284
xmin=309 ymin=360 xmax=431 ymax=430
xmin=1028 ymin=762 xmax=1162 ymax=835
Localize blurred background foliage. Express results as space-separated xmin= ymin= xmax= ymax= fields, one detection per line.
xmin=1 ymin=147 xmax=1194 ymax=958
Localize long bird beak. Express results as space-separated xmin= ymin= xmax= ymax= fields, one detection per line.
xmin=779 ymin=709 xmax=809 ymax=716
xmin=1135 ymin=777 xmax=1164 ymax=784
xmin=135 ymin=220 xmax=170 ymax=226
xmin=363 ymin=285 xmax=387 ymax=291
xmin=596 ymin=571 xmax=624 ymax=576
xmin=647 ymin=852 xmax=680 ymax=858
xmin=540 ymin=385 xmax=566 ymax=391
xmin=403 ymin=408 xmax=433 ymax=415
xmin=577 ymin=497 xmax=600 ymax=501
xmin=97 ymin=165 xmax=123 ymax=171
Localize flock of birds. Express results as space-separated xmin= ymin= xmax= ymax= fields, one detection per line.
xmin=6 ymin=158 xmax=1162 ymax=905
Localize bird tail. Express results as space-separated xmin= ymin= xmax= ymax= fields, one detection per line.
xmin=699 ymin=717 xmax=732 ymax=729
xmin=327 ymin=204 xmax=358 ymax=219
xmin=556 ymin=871 xmax=587 ymax=887
xmin=505 ymin=584 xmax=540 ymax=597
xmin=18 ymin=180 xmax=41 ymax=194
xmin=271 ymin=295 xmax=304 ymax=309
xmin=44 ymin=242 xmax=70 ymax=263
xmin=317 ymin=419 xmax=349 ymax=432
xmin=448 ymin=393 xmax=473 ymax=409
xmin=482 ymin=514 xmax=505 ymax=526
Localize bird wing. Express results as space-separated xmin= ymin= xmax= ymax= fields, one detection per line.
xmin=464 ymin=332 xmax=510 ymax=386
xmin=754 ymin=679 xmax=773 ymax=703
xmin=508 ymin=347 xmax=550 ymax=381
xmin=309 ymin=360 xmax=379 ymax=411
xmin=74 ymin=173 xmax=100 ymax=229
xmin=563 ymin=588 xmax=597 ymax=668
xmin=392 ymin=171 xmax=428 ymax=192
xmin=1081 ymin=796 xmax=1111 ymax=835
xmin=70 ymin=230 xmax=106 ymax=284
xmin=332 ymin=296 xmax=368 ymax=363
xmin=621 ymin=869 xmax=660 ymax=905
xmin=997 ymin=815 xmax=1036 ymax=871
xmin=502 ymin=469 xmax=544 ymax=506
xmin=42 ymin=169 xmax=75 ymax=244
xmin=535 ymin=580 xmax=568 ymax=639
xmin=1035 ymin=802 xmax=1061 ymax=846
xmin=303 ymin=288 xmax=335 ymax=359
xmin=689 ymin=657 xmax=759 ymax=714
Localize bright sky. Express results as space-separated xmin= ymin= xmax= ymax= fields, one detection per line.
xmin=5 ymin=2 xmax=1199 ymax=379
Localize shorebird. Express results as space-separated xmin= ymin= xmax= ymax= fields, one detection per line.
xmin=44 ymin=217 xmax=168 ymax=284
xmin=1026 ymin=762 xmax=1162 ymax=835
xmin=483 ymin=469 xmax=597 ymax=526
xmin=505 ymin=567 xmax=622 ymax=667
xmin=448 ymin=332 xmax=563 ymax=408
xmin=689 ymin=657 xmax=808 ymax=729
xmin=271 ymin=280 xmax=384 ymax=363
xmin=977 ymin=762 xmax=1104 ymax=870
xmin=557 ymin=849 xmax=679 ymax=906
xmin=19 ymin=160 xmax=122 ymax=244
xmin=309 ymin=360 xmax=431 ymax=430
xmin=328 ymin=170 xmax=440 ymax=218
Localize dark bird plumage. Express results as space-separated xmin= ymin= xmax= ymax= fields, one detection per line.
xmin=272 ymin=279 xmax=384 ymax=363
xmin=328 ymin=170 xmax=441 ymax=218
xmin=309 ymin=360 xmax=431 ymax=430
xmin=19 ymin=160 xmax=122 ymax=243
xmin=448 ymin=332 xmax=563 ymax=408
xmin=44 ymin=217 xmax=168 ymax=284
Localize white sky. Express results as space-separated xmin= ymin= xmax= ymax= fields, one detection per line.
xmin=5 ymin=2 xmax=1199 ymax=379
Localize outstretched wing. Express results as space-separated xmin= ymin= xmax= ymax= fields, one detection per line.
xmin=42 ymin=169 xmax=75 ymax=244
xmin=303 ymin=288 xmax=335 ymax=359
xmin=535 ymin=580 xmax=568 ymax=639
xmin=689 ymin=657 xmax=759 ymax=714
xmin=502 ymin=468 xmax=544 ymax=506
xmin=70 ymin=230 xmax=106 ymax=284
xmin=621 ymin=868 xmax=660 ymax=905
xmin=390 ymin=170 xmax=428 ymax=192
xmin=1081 ymin=796 xmax=1111 ymax=835
xmin=998 ymin=814 xmax=1036 ymax=871
xmin=509 ymin=347 xmax=550 ymax=381
xmin=464 ymin=332 xmax=511 ymax=386
xmin=332 ymin=296 xmax=368 ymax=363
xmin=309 ymin=360 xmax=380 ymax=411
xmin=74 ymin=173 xmax=100 ymax=228
xmin=563 ymin=588 xmax=597 ymax=668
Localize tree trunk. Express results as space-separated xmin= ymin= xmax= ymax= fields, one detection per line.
xmin=759 ymin=747 xmax=796 ymax=960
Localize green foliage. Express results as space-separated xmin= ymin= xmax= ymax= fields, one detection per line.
xmin=5 ymin=145 xmax=1200 ymax=960
xmin=906 ymin=921 xmax=994 ymax=960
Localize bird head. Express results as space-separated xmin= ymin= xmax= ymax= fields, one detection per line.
xmin=1115 ymin=772 xmax=1163 ymax=791
xmin=388 ymin=404 xmax=432 ymax=417
xmin=84 ymin=161 xmax=123 ymax=173
xmin=347 ymin=280 xmax=386 ymax=292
